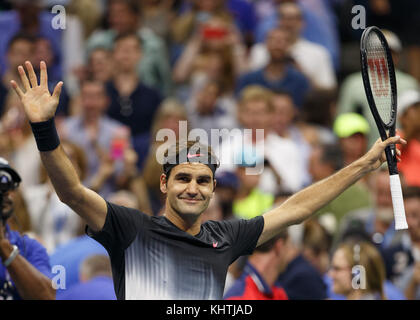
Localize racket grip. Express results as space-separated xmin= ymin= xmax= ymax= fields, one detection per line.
xmin=389 ymin=174 xmax=408 ymax=230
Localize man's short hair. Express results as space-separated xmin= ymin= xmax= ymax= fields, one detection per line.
xmin=403 ymin=186 xmax=420 ymax=199
xmin=113 ymin=32 xmax=142 ymax=49
xmin=80 ymin=255 xmax=112 ymax=281
xmin=255 ymin=229 xmax=288 ymax=253
xmin=7 ymin=32 xmax=35 ymax=50
xmin=238 ymin=85 xmax=274 ymax=113
xmin=319 ymin=143 xmax=344 ymax=171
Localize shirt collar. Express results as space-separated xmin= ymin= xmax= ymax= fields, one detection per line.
xmin=244 ymin=262 xmax=273 ymax=295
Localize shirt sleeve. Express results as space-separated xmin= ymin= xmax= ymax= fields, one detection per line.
xmin=86 ymin=201 xmax=145 ymax=256
xmin=219 ymin=216 xmax=265 ymax=263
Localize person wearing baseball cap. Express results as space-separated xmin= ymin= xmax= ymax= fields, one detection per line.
xmin=333 ymin=113 xmax=370 ymax=166
xmin=0 ymin=157 xmax=55 ymax=300
xmin=397 ymin=90 xmax=420 ymax=187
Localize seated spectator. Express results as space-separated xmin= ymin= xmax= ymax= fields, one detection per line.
xmin=397 ymin=90 xmax=420 ymax=187
xmin=57 ymin=255 xmax=116 ymax=300
xmin=105 ymin=32 xmax=162 ymax=136
xmin=1 ymin=33 xmax=34 ymax=95
xmin=224 ymin=230 xmax=289 ymax=300
xmin=236 ymin=28 xmax=310 ymax=109
xmin=186 ymin=79 xmax=238 ymax=139
xmin=61 ymin=79 xmax=131 ymax=198
xmin=217 ymin=85 xmax=304 ymax=194
xmin=329 ymin=241 xmax=387 ymax=299
xmin=86 ymin=0 xmax=171 ymax=96
xmin=382 ymin=186 xmax=420 ymax=299
xmin=337 ymin=30 xmax=418 ymax=147
xmin=249 ymin=2 xmax=336 ymax=89
xmin=333 ymin=113 xmax=370 ymax=167
xmin=271 ymin=90 xmax=311 ymax=186
xmin=275 ymin=226 xmax=327 ymax=300
xmin=86 ymin=47 xmax=114 ymax=84
xmin=310 ymin=143 xmax=372 ymax=233
xmin=0 ymin=158 xmax=54 ymax=300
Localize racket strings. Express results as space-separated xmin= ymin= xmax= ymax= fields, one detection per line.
xmin=365 ymin=32 xmax=393 ymax=126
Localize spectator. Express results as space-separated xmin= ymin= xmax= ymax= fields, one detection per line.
xmin=105 ymin=32 xmax=162 ymax=136
xmin=61 ymin=79 xmax=131 ymax=197
xmin=337 ymin=30 xmax=418 ymax=147
xmin=249 ymin=2 xmax=336 ymax=89
xmin=333 ymin=113 xmax=370 ymax=167
xmin=236 ymin=28 xmax=310 ymax=109
xmin=86 ymin=47 xmax=114 ymax=84
xmin=217 ymin=85 xmax=304 ymax=194
xmin=186 ymin=79 xmax=238 ymax=139
xmin=224 ymin=230 xmax=289 ymax=300
xmin=86 ymin=0 xmax=172 ymax=96
xmin=57 ymin=254 xmax=116 ymax=300
xmin=396 ymin=90 xmax=420 ymax=187
xmin=329 ymin=241 xmax=386 ymax=299
xmin=310 ymin=143 xmax=372 ymax=233
xmin=0 ymin=157 xmax=54 ymax=300
xmin=382 ymin=186 xmax=420 ymax=299
xmin=271 ymin=90 xmax=311 ymax=186
xmin=1 ymin=33 xmax=34 ymax=95
xmin=275 ymin=226 xmax=327 ymax=299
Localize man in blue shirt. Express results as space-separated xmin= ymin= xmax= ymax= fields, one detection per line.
xmin=0 ymin=158 xmax=54 ymax=300
xmin=236 ymin=28 xmax=310 ymax=108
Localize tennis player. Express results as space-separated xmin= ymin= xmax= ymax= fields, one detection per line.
xmin=10 ymin=61 xmax=406 ymax=300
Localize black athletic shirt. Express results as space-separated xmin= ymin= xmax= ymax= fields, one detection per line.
xmin=87 ymin=201 xmax=265 ymax=300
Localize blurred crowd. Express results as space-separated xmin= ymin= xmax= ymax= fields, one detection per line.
xmin=1 ymin=0 xmax=420 ymax=300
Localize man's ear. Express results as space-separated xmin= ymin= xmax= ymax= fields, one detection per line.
xmin=160 ymin=173 xmax=168 ymax=194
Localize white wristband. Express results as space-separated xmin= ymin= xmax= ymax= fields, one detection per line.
xmin=3 ymin=245 xmax=19 ymax=267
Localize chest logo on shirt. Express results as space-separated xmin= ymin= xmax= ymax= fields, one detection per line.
xmin=213 ymin=241 xmax=218 ymax=248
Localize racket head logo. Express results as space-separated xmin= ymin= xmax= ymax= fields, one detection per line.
xmin=367 ymin=57 xmax=389 ymax=97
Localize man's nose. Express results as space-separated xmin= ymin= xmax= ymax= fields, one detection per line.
xmin=186 ymin=180 xmax=199 ymax=195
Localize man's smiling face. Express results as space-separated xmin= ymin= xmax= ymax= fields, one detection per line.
xmin=161 ymin=163 xmax=216 ymax=219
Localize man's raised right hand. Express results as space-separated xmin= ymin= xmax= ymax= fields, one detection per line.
xmin=10 ymin=61 xmax=63 ymax=123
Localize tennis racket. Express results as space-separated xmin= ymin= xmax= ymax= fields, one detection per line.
xmin=360 ymin=26 xmax=408 ymax=230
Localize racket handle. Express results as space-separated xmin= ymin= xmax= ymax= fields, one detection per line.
xmin=389 ymin=174 xmax=408 ymax=230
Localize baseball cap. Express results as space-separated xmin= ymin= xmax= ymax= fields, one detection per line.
xmin=398 ymin=90 xmax=420 ymax=116
xmin=0 ymin=157 xmax=21 ymax=185
xmin=333 ymin=113 xmax=370 ymax=138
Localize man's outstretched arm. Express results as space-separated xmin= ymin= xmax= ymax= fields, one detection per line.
xmin=11 ymin=61 xmax=107 ymax=232
xmin=257 ymin=136 xmax=406 ymax=246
